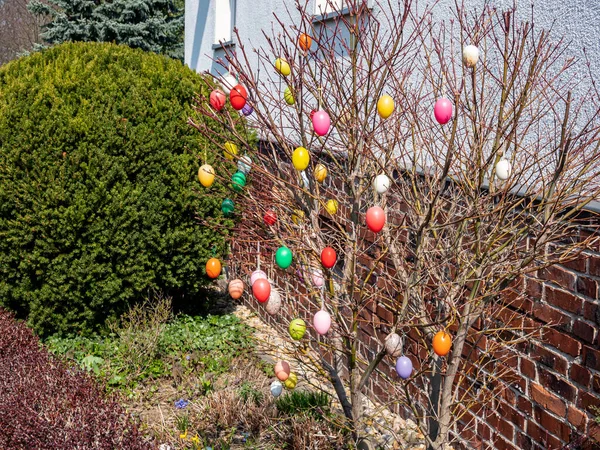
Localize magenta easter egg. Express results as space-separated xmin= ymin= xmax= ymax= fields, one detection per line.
xmin=312 ymin=110 xmax=330 ymax=136
xmin=313 ymin=310 xmax=331 ymax=335
xmin=434 ymin=98 xmax=453 ymax=124
xmin=250 ymin=269 xmax=267 ymax=286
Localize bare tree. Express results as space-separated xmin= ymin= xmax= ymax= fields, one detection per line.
xmin=0 ymin=0 xmax=46 ymax=65
xmin=191 ymin=1 xmax=600 ymax=448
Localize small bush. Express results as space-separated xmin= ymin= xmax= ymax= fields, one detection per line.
xmin=0 ymin=308 xmax=151 ymax=449
xmin=276 ymin=390 xmax=331 ymax=420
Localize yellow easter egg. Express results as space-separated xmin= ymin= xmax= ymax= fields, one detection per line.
xmin=325 ymin=199 xmax=338 ymax=215
xmin=292 ymin=147 xmax=310 ymax=171
xmin=291 ymin=210 xmax=305 ymax=225
xmin=198 ymin=164 xmax=215 ymax=187
xmin=314 ymin=163 xmax=327 ymax=183
xmin=275 ymin=58 xmax=291 ymax=76
xmin=284 ymin=372 xmax=298 ymax=389
xmin=284 ymin=86 xmax=295 ymax=105
xmin=377 ymin=95 xmax=395 ymax=119
xmin=224 ymin=142 xmax=238 ymax=160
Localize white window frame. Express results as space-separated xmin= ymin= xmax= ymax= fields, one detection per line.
xmin=214 ymin=0 xmax=236 ymax=45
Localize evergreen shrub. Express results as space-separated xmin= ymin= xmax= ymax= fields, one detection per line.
xmin=0 ymin=42 xmax=236 ymax=336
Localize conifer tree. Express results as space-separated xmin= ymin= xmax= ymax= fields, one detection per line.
xmin=28 ymin=0 xmax=183 ymax=59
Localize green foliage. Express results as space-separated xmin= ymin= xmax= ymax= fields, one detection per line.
xmin=28 ymin=0 xmax=184 ymax=60
xmin=238 ymin=381 xmax=264 ymax=405
xmin=0 ymin=42 xmax=240 ymax=336
xmin=276 ymin=390 xmax=330 ymax=420
xmin=46 ymin=312 xmax=252 ymax=392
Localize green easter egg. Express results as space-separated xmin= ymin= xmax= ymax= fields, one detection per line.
xmin=232 ymin=171 xmax=247 ymax=192
xmin=275 ymin=246 xmax=293 ymax=269
xmin=221 ymin=198 xmax=234 ymax=215
xmin=289 ymin=318 xmax=306 ymax=340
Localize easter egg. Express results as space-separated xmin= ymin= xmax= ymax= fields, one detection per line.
xmin=463 ymin=45 xmax=480 ymax=68
xmin=377 ymin=95 xmax=394 ymax=119
xmin=321 ymin=247 xmax=337 ymax=269
xmin=495 ymin=159 xmax=511 ymax=180
xmin=198 ymin=164 xmax=215 ymax=187
xmin=241 ymin=103 xmax=253 ymax=116
xmin=314 ymin=164 xmax=328 ymax=183
xmin=232 ymin=171 xmax=247 ymax=192
xmin=274 ymin=58 xmax=291 ymax=76
xmin=366 ymin=206 xmax=386 ymax=233
xmin=313 ymin=310 xmax=331 ymax=335
xmin=312 ymin=110 xmax=331 ymax=136
xmin=252 ymin=278 xmax=271 ymax=303
xmin=275 ymin=246 xmax=293 ymax=269
xmin=325 ymin=199 xmax=338 ymax=215
xmin=284 ymin=372 xmax=298 ymax=389
xmin=224 ymin=142 xmax=238 ymax=160
xmin=228 ymin=279 xmax=244 ymax=299
xmin=299 ymin=33 xmax=312 ymax=51
xmin=250 ymin=269 xmax=267 ymax=286
xmin=289 ymin=318 xmax=307 ymax=340
xmin=291 ymin=209 xmax=305 ymax=225
xmin=266 ymin=289 xmax=282 ymax=315
xmin=263 ymin=210 xmax=277 ymax=226
xmin=206 ymin=258 xmax=221 ymax=279
xmin=237 ymin=155 xmax=252 ymax=174
xmin=275 ymin=361 xmax=291 ymax=381
xmin=385 ymin=333 xmax=403 ymax=357
xmin=292 ymin=147 xmax=310 ymax=171
xmin=221 ymin=198 xmax=235 ymax=215
xmin=395 ymin=356 xmax=413 ymax=379
xmin=270 ymin=380 xmax=283 ymax=397
xmin=284 ymin=86 xmax=295 ymax=105
xmin=433 ymin=331 xmax=452 ymax=357
xmin=220 ymin=74 xmax=237 ymax=94
xmin=311 ymin=269 xmax=324 ymax=288
xmin=434 ymin=98 xmax=453 ymax=125
xmin=210 ymin=89 xmax=226 ymax=111
xmin=373 ymin=174 xmax=390 ymax=194
xmin=230 ymin=84 xmax=248 ymax=110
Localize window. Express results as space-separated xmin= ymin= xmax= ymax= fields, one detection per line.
xmin=314 ymin=0 xmax=344 ymax=15
xmin=214 ymin=0 xmax=235 ymax=45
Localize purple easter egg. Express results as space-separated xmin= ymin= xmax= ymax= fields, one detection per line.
xmin=312 ymin=110 xmax=330 ymax=136
xmin=395 ymin=356 xmax=413 ymax=379
xmin=242 ymin=103 xmax=253 ymax=116
xmin=434 ymin=98 xmax=453 ymax=125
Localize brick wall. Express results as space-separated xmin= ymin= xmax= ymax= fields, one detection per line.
xmin=227 ymin=160 xmax=599 ymax=449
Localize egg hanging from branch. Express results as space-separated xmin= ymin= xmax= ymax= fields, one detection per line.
xmin=313 ymin=310 xmax=331 ymax=335
xmin=205 ymin=258 xmax=222 ymax=279
xmin=270 ymin=380 xmax=283 ymax=397
xmin=252 ymin=278 xmax=271 ymax=303
xmin=463 ymin=45 xmax=480 ymax=68
xmin=433 ymin=331 xmax=452 ymax=357
xmin=221 ymin=198 xmax=235 ymax=215
xmin=220 ymin=74 xmax=237 ymax=94
xmin=312 ymin=110 xmax=331 ymax=136
xmin=230 ymin=84 xmax=248 ymax=110
xmin=284 ymin=372 xmax=298 ymax=389
xmin=292 ymin=147 xmax=310 ymax=171
xmin=223 ymin=142 xmax=238 ymax=160
xmin=250 ymin=269 xmax=267 ymax=286
xmin=210 ymin=89 xmax=226 ymax=111
xmin=311 ymin=269 xmax=325 ymax=288
xmin=366 ymin=206 xmax=386 ymax=233
xmin=228 ymin=279 xmax=244 ymax=299
xmin=377 ymin=95 xmax=394 ymax=119
xmin=266 ymin=289 xmax=282 ymax=315
xmin=395 ymin=356 xmax=413 ymax=379
xmin=321 ymin=247 xmax=337 ymax=269
xmin=434 ymin=98 xmax=453 ymax=125
xmin=298 ymin=33 xmax=312 ymax=51
xmin=274 ymin=58 xmax=291 ymax=76
xmin=275 ymin=246 xmax=293 ymax=269
xmin=198 ymin=164 xmax=215 ymax=187
xmin=314 ymin=164 xmax=328 ymax=183
xmin=495 ymin=159 xmax=511 ymax=180
xmin=385 ymin=333 xmax=403 ymax=357
xmin=264 ymin=210 xmax=277 ymax=226
xmin=231 ymin=171 xmax=246 ymax=192
xmin=241 ymin=103 xmax=253 ymax=116
xmin=325 ymin=199 xmax=339 ymax=215
xmin=237 ymin=155 xmax=252 ymax=174
xmin=373 ymin=174 xmax=390 ymax=194
xmin=284 ymin=86 xmax=295 ymax=105
xmin=289 ymin=318 xmax=307 ymax=340
xmin=275 ymin=361 xmax=290 ymax=381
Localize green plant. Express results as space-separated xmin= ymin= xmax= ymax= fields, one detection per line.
xmin=276 ymin=390 xmax=330 ymax=420
xmin=0 ymin=42 xmax=241 ymax=336
xmin=238 ymin=381 xmax=264 ymax=405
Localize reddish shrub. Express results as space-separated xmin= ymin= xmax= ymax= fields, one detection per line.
xmin=0 ymin=308 xmax=151 ymax=449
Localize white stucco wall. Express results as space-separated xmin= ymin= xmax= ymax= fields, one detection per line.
xmin=185 ymin=0 xmax=600 ymax=81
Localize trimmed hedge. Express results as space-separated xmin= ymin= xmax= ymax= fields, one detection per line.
xmin=0 ymin=308 xmax=151 ymax=449
xmin=0 ymin=42 xmax=235 ymax=336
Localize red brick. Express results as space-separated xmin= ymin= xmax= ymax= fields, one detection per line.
xmin=573 ymin=320 xmax=596 ymax=344
xmin=541 ymin=266 xmax=576 ymax=290
xmin=516 ymin=431 xmax=534 ymax=450
xmin=521 ymin=357 xmax=537 ymax=379
xmin=488 ymin=413 xmax=515 ymax=441
xmin=578 ymin=390 xmax=600 ymax=411
xmin=498 ymin=400 xmax=526 ymax=429
xmin=538 ymin=367 xmax=577 ymax=403
xmin=589 ymin=256 xmax=600 ymax=277
xmin=570 ymin=363 xmax=592 ymax=388
xmin=526 ymin=420 xmax=563 ymax=449
xmin=583 ymin=301 xmax=599 ymax=325
xmin=545 ymin=286 xmax=583 ymax=314
xmin=567 ymin=405 xmax=588 ymax=431
xmin=529 ymin=344 xmax=568 ymax=375
xmin=532 ymin=303 xmax=571 ymax=328
xmin=526 ymin=277 xmax=543 ymax=298
xmin=517 ymin=395 xmax=533 ymax=416
xmin=530 ymin=382 xmax=566 ymax=417
xmin=563 ymin=255 xmax=587 ymax=272
xmin=583 ymin=345 xmax=600 ymax=371
xmin=492 ymin=435 xmax=518 ymax=450
xmin=543 ymin=328 xmax=581 ymax=357
xmin=577 ymin=276 xmax=597 ymax=298
xmin=375 ymin=304 xmax=393 ymax=324
xmin=533 ymin=404 xmax=570 ymax=441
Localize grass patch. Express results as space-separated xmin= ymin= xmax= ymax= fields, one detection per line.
xmin=276 ymin=390 xmax=330 ymax=420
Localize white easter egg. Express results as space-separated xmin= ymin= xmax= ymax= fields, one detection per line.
xmin=495 ymin=159 xmax=511 ymax=181
xmin=373 ymin=174 xmax=390 ymax=194
xmin=270 ymin=380 xmax=283 ymax=397
xmin=385 ymin=333 xmax=403 ymax=357
xmin=237 ymin=155 xmax=252 ymax=174
xmin=463 ymin=45 xmax=480 ymax=68
xmin=220 ymin=74 xmax=237 ymax=94
xmin=266 ymin=289 xmax=282 ymax=315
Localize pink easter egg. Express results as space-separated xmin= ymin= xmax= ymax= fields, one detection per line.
xmin=250 ymin=269 xmax=267 ymax=286
xmin=311 ymin=269 xmax=324 ymax=288
xmin=434 ymin=98 xmax=453 ymax=125
xmin=312 ymin=110 xmax=330 ymax=136
xmin=313 ymin=310 xmax=331 ymax=335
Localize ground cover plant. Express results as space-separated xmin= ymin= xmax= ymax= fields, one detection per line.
xmin=192 ymin=0 xmax=600 ymax=448
xmin=0 ymin=41 xmax=241 ymax=337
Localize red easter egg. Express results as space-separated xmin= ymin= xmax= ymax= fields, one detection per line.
xmin=230 ymin=84 xmax=248 ymax=110
xmin=310 ymin=109 xmax=317 ymax=120
xmin=252 ymin=278 xmax=271 ymax=303
xmin=366 ymin=206 xmax=386 ymax=233
xmin=264 ymin=210 xmax=277 ymax=226
xmin=321 ymin=247 xmax=337 ymax=269
xmin=210 ymin=89 xmax=226 ymax=111
xmin=434 ymin=98 xmax=453 ymax=125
